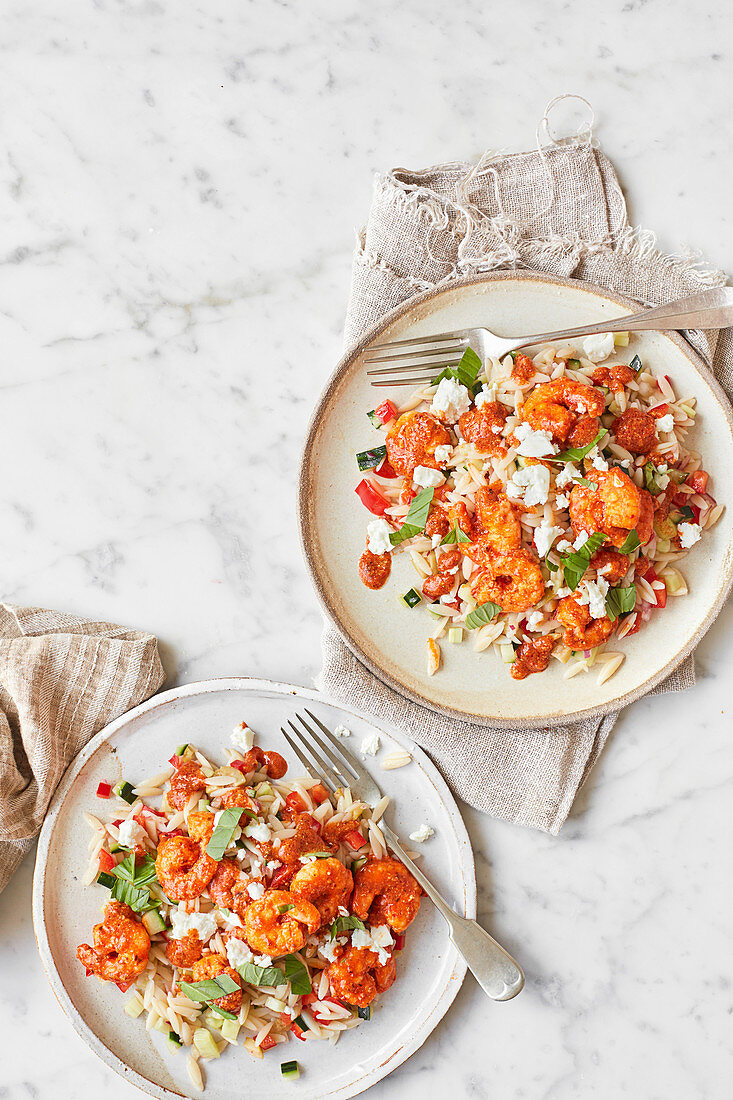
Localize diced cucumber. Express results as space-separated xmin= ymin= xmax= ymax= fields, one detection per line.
xmin=96 ymin=871 xmax=116 ymax=890
xmin=654 ymin=515 xmax=677 ymax=540
xmin=357 ymin=1005 xmax=371 ymax=1020
xmin=153 ymin=1017 xmax=170 ymax=1034
xmin=220 ymin=1018 xmax=241 ymax=1042
xmin=663 ymin=568 xmax=688 ymax=596
xmin=142 ymin=909 xmax=166 ymax=936
xmin=124 ymin=995 xmax=144 ymax=1018
xmin=167 ymin=1030 xmax=182 ymax=1051
xmin=566 ymin=358 xmax=581 ymax=370
xmin=515 ymin=456 xmax=527 ymax=469
xmin=400 ymin=588 xmax=421 ymax=609
xmin=351 ymin=855 xmax=368 ymax=872
xmin=614 ymin=332 xmax=630 ymax=346
xmin=108 ymin=842 xmax=122 ymax=854
xmin=281 ymin=1060 xmax=300 ymax=1080
xmin=629 ymin=354 xmax=642 ymax=372
xmin=357 ymin=445 xmax=387 ymax=472
xmin=255 ymin=782 xmax=274 ymax=797
xmin=656 ymin=538 xmax=671 ymax=554
xmin=193 ymin=1028 xmax=220 ymax=1060
xmin=113 ymin=781 xmax=137 ymax=804
xmin=447 ymin=627 xmax=463 ymax=644
xmin=669 ymin=470 xmax=688 ymax=485
xmin=175 ymin=743 xmax=189 ymax=756
xmin=499 ymin=644 xmax=516 ymax=664
xmin=197 ymin=797 xmax=210 ymax=811
xmin=366 ymin=410 xmax=383 ymax=429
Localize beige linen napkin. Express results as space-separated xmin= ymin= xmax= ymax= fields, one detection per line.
xmin=0 ymin=603 xmax=164 ymax=892
xmin=318 ymin=120 xmax=732 ymax=834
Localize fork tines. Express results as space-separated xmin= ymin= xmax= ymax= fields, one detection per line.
xmin=364 ymin=330 xmax=470 ymax=387
xmin=280 ymin=709 xmax=360 ymax=793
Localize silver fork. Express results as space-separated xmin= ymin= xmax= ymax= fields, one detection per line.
xmin=281 ymin=708 xmax=524 ymax=1002
xmin=364 ymin=286 xmax=733 ymax=386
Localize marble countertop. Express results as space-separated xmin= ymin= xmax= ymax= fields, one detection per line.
xmin=1 ymin=2 xmax=731 ymax=1098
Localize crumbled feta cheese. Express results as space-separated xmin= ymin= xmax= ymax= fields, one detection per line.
xmin=244 ymin=822 xmax=271 ymax=843
xmin=246 ymin=881 xmax=265 ymax=900
xmin=526 ymin=611 xmax=545 ymax=632
xmin=333 ymin=725 xmax=351 ymax=738
xmin=556 ymin=539 xmax=573 ymax=554
xmin=556 ymin=586 xmax=571 ymax=597
xmin=506 ymin=464 xmax=550 ymax=507
xmin=351 ymin=924 xmax=395 ymax=965
xmin=474 ymin=385 xmax=496 ymax=408
xmin=117 ymin=817 xmax=145 ymax=850
xmin=581 ymin=332 xmax=615 ymax=362
xmin=215 ymin=908 xmax=243 ymax=931
xmin=434 ymin=444 xmax=453 ymax=465
xmin=337 ymin=906 xmax=349 ymax=917
xmin=590 ymin=452 xmax=609 ymax=472
xmin=533 ymin=522 xmax=563 ymax=558
xmin=431 ymin=533 xmax=442 ymax=549
xmin=266 ymin=860 xmax=281 ymax=871
xmin=431 ymin=377 xmax=471 ymax=422
xmin=573 ymin=531 xmax=590 ymax=550
xmin=655 ymin=413 xmax=674 ymax=433
xmin=576 ymin=577 xmax=610 ymax=619
xmin=657 ymin=473 xmax=670 ymax=490
xmin=226 ymin=938 xmax=254 ymax=969
xmin=513 ymin=421 xmax=557 ymax=458
xmin=231 ymin=721 xmax=254 ymax=752
xmin=412 ymin=465 xmax=445 ymax=489
xmin=556 ymin=462 xmax=581 ymax=489
xmin=319 ymin=938 xmax=341 ymax=963
xmin=678 ymin=522 xmax=702 ymax=549
xmin=408 ymin=823 xmax=435 ymax=843
xmin=555 ymin=493 xmax=570 ymax=510
xmin=254 ymin=953 xmax=273 ymax=967
xmin=360 ymin=732 xmax=381 ymax=757
xmin=367 ymin=518 xmax=393 ymax=555
xmin=171 ymin=908 xmax=218 ymax=943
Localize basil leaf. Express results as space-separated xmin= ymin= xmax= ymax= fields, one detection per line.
xmin=389 ymin=487 xmax=435 ymax=546
xmin=605 ymin=584 xmax=637 ymax=622
xmin=552 ymin=429 xmax=608 ymax=464
xmin=282 ymin=954 xmax=312 ymax=996
xmin=108 ymin=852 xmax=160 ymax=913
xmin=209 ymin=1006 xmax=238 ymax=1020
xmin=206 ymin=807 xmax=245 ymax=861
xmin=237 ymin=961 xmax=284 ymax=988
xmin=440 ymin=525 xmax=471 ymax=546
xmin=180 ymin=976 xmax=240 ymax=1002
xmin=557 ymin=532 xmax=607 ymax=592
xmin=545 ymin=554 xmax=558 ymax=573
xmin=618 ymin=530 xmax=641 ymax=554
xmin=576 ymin=478 xmax=598 ymax=489
xmin=629 ymin=354 xmax=642 ymax=373
xmin=465 ymin=602 xmax=502 ymax=629
xmin=330 ymin=914 xmax=366 ymax=940
xmin=277 ymin=904 xmax=295 ymax=915
xmin=432 ymin=346 xmax=482 ymax=390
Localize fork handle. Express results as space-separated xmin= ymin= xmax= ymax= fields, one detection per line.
xmin=382 ymin=824 xmax=524 ymax=1001
xmin=505 ymin=286 xmax=733 ymax=355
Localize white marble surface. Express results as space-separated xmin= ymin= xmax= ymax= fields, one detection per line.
xmin=1 ymin=2 xmax=732 ymax=1098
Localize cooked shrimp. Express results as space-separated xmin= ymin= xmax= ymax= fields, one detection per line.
xmin=207 ymin=857 xmax=250 ymax=913
xmin=239 ymin=747 xmax=288 ymax=780
xmin=155 ymin=835 xmax=218 ymax=901
xmin=191 ymin=953 xmax=242 ymax=1014
xmin=351 ymin=857 xmax=421 ymax=934
xmin=569 ymin=468 xmax=641 ymax=547
xmin=326 ymin=945 xmax=397 ymax=1008
xmin=457 ymin=401 xmax=508 ymax=455
xmin=590 ymin=548 xmax=629 ymax=584
xmin=166 ymin=930 xmax=203 ymax=968
xmin=470 ymin=548 xmax=545 ymax=613
xmin=277 ymin=814 xmax=334 ymax=864
xmin=511 ymin=354 xmax=535 ymax=384
xmin=636 ymin=489 xmax=654 ymax=545
xmin=611 ymin=407 xmax=657 ymax=454
xmin=215 ymin=786 xmax=259 ymax=811
xmin=187 ymin=811 xmax=215 ymax=843
xmin=557 ymin=593 xmax=617 ymax=650
xmin=244 ymin=890 xmax=322 ymax=954
xmin=422 ymin=547 xmax=462 ymax=601
xmin=76 ymin=901 xmax=150 ymax=985
xmin=290 ymin=858 xmax=354 ymax=925
xmin=472 ymin=486 xmax=522 ymax=552
xmin=385 ymin=412 xmax=452 ymax=477
xmin=591 ymin=364 xmax=635 ymax=393
xmin=510 ymin=636 xmax=555 ymax=680
xmin=523 ymin=379 xmax=605 ymax=446
xmin=167 ymin=761 xmax=207 ymax=811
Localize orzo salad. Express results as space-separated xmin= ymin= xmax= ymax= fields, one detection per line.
xmin=355 ymin=332 xmax=722 ymax=683
xmin=77 ymin=725 xmax=422 ymax=1090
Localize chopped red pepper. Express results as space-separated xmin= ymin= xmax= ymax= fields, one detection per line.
xmin=394 ymin=933 xmax=406 ymax=951
xmin=310 ymin=783 xmax=330 ymax=806
xmin=649 ymin=402 xmax=670 ymax=419
xmin=168 ymin=754 xmax=182 ymax=768
xmin=355 ymin=478 xmax=390 ymax=517
xmin=344 ymin=828 xmax=366 ymax=851
xmin=260 ymin=1035 xmax=277 ymax=1051
xmin=269 ymin=864 xmax=294 ymax=889
xmin=375 ymin=456 xmax=399 ymax=479
xmin=98 ymin=849 xmax=115 ymax=873
xmin=285 ymin=791 xmax=308 ymax=815
xmin=375 ymin=399 xmax=398 ymax=424
xmin=686 ymin=470 xmax=709 ymax=494
xmin=115 ymin=980 xmax=133 ymax=993
xmin=290 ymin=1023 xmax=307 ymax=1041
xmin=96 ymin=782 xmax=112 ymax=799
xmin=230 ymin=758 xmax=249 ymax=774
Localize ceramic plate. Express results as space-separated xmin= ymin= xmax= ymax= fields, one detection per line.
xmin=299 ymin=272 xmax=733 ymax=726
xmin=33 ymin=678 xmax=475 ymax=1100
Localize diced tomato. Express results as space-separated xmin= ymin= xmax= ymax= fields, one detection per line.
xmin=285 ymin=792 xmax=308 ymax=814
xmin=290 ymin=1023 xmax=307 ymax=1041
xmin=684 ymin=504 xmax=701 ymax=524
xmin=280 ymin=1012 xmax=293 ymax=1026
xmin=260 ymin=1035 xmax=277 ymax=1051
xmin=658 ymin=374 xmax=673 ymax=391
xmin=230 ymin=758 xmax=249 ymax=774
xmin=355 ymin=478 xmax=390 ymax=516
xmin=649 ymin=402 xmax=670 ymax=419
xmin=642 ymin=567 xmax=667 ymax=609
xmin=375 ymin=456 xmax=399 ymax=479
xmin=394 ymin=934 xmax=406 ymax=951
xmin=301 ymin=993 xmax=318 ymax=1005
xmin=96 ymin=782 xmax=112 ymax=799
xmin=84 ymin=967 xmax=93 ymax=977
xmin=168 ymin=754 xmax=182 ymax=768
xmin=310 ymin=783 xmax=330 ymax=806
xmin=115 ymin=979 xmax=133 ymax=993
xmin=166 ymin=827 xmax=185 ymax=838
xmin=112 ymin=819 xmax=123 ymax=828
xmin=344 ymin=829 xmax=366 ymax=851
xmin=269 ymin=864 xmax=294 ymax=889
xmin=140 ymin=805 xmax=166 ymax=819
xmin=98 ymin=849 xmax=115 ymax=872
xmin=375 ymin=399 xmax=397 ymax=424
xmin=686 ymin=470 xmax=708 ymax=494
xmin=654 ymin=585 xmax=667 ymax=609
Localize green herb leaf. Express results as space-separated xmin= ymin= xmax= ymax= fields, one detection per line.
xmin=107 ymin=853 xmax=160 ymax=913
xmin=237 ymin=961 xmax=284 ymax=987
xmin=576 ymin=478 xmax=599 ymax=489
xmin=432 ymin=347 xmax=482 ymax=390
xmin=629 ymin=354 xmax=642 ymax=373
xmin=330 ymin=914 xmax=366 ymax=940
xmin=605 ymin=584 xmax=637 ymax=622
xmin=440 ymin=524 xmax=471 ymax=545
xmin=618 ymin=530 xmax=641 ymax=554
xmin=545 ymin=554 xmax=558 ymax=573
xmin=206 ymin=807 xmax=245 ymax=861
xmin=552 ymin=429 xmax=608 ymax=464
xmin=558 ymin=532 xmax=607 ymax=591
xmin=209 ymin=1005 xmax=238 ymax=1021
xmin=389 ymin=487 xmax=435 ymax=546
xmin=465 ymin=602 xmax=502 ymax=629
xmin=277 ymin=903 xmax=295 ymax=915
xmin=282 ymin=954 xmax=312 ymax=996
xmin=180 ymin=975 xmax=240 ymax=1002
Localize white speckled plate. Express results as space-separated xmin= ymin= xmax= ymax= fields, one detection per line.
xmin=299 ymin=272 xmax=733 ymax=726
xmin=33 ymin=678 xmax=475 ymax=1100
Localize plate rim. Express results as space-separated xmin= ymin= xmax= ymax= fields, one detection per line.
xmin=32 ymin=676 xmax=476 ymax=1100
xmin=298 ymin=269 xmax=733 ymax=728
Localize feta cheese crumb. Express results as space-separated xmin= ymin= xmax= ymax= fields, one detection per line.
xmin=590 ymin=452 xmax=609 ymax=471
xmin=408 ymin=823 xmax=435 ymax=843
xmin=474 ymin=385 xmax=496 ymax=408
xmin=351 ymin=924 xmax=395 ymax=965
xmin=171 ymin=908 xmax=218 ymax=944
xmin=430 ymin=377 xmax=471 ymax=422
xmin=655 ymin=413 xmax=674 ymax=433
xmin=513 ymin=421 xmax=558 ymax=458
xmin=117 ymin=817 xmax=146 ymax=850
xmin=581 ymin=332 xmax=615 ymax=362
xmin=246 ymin=881 xmax=266 ymax=900
xmin=244 ymin=822 xmax=271 ymax=843
xmin=556 ymin=586 xmax=571 ymax=597
xmin=526 ymin=610 xmax=545 ymax=632
xmin=215 ymin=908 xmax=243 ymax=931
xmin=678 ymin=522 xmax=702 ymax=549
xmin=231 ymin=721 xmax=254 ymax=752
xmin=431 ymin=533 xmax=442 ymax=548
xmin=254 ymin=953 xmax=273 ymax=967
xmin=555 ymin=493 xmax=570 ymax=510
xmin=573 ymin=531 xmax=590 ymax=551
xmin=333 ymin=724 xmax=351 ymax=738
xmin=506 ymin=464 xmax=550 ymax=507
xmin=360 ymin=732 xmax=381 ymax=757
xmin=576 ymin=577 xmax=610 ymax=619
xmin=556 ymin=539 xmax=573 ymax=554
xmin=556 ymin=462 xmax=581 ymax=489
xmin=319 ymin=938 xmax=341 ymax=963
xmin=412 ymin=465 xmax=445 ymax=489
xmin=367 ymin=518 xmax=393 ymax=555
xmin=226 ymin=938 xmax=254 ymax=969
xmin=533 ymin=522 xmax=563 ymax=558
xmin=434 ymin=444 xmax=453 ymax=465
